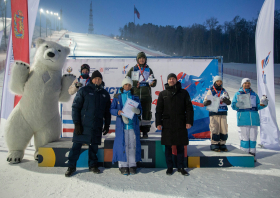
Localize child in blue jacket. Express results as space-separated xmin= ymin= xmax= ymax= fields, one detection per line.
xmin=231 ymin=78 xmax=268 ymax=161
xmin=110 ymin=76 xmax=142 ymax=175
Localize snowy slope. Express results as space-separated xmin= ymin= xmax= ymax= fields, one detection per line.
xmin=0 ymin=32 xmax=280 ymax=198
xmin=58 ymin=32 xmax=166 ymax=57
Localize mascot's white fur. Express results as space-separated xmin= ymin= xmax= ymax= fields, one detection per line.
xmin=5 ymin=38 xmax=76 ymax=163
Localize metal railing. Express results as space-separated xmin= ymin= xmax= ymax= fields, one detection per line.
xmin=219 ymin=67 xmax=280 ymax=85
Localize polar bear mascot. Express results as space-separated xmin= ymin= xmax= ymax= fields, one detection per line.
xmin=5 ymin=38 xmax=76 ymax=163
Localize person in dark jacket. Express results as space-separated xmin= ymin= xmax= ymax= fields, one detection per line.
xmin=110 ymin=76 xmax=142 ymax=175
xmin=155 ymin=73 xmax=194 ymax=176
xmin=65 ymin=70 xmax=111 ymax=177
xmin=126 ymin=52 xmax=157 ymax=138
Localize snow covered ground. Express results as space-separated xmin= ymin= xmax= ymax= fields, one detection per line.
xmin=0 ymin=32 xmax=280 ymax=198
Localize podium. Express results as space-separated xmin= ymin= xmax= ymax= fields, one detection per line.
xmin=38 ymin=133 xmax=254 ymax=168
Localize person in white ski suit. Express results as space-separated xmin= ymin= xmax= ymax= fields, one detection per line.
xmin=68 ymin=64 xmax=91 ymax=95
xmin=203 ymin=76 xmax=231 ymax=152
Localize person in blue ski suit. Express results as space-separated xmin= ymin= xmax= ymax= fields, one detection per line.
xmin=110 ymin=76 xmax=142 ymax=175
xmin=231 ymin=78 xmax=268 ymax=161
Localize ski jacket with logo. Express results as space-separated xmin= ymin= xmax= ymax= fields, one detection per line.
xmin=231 ymin=87 xmax=267 ymax=126
xmin=72 ymin=81 xmax=111 ymax=145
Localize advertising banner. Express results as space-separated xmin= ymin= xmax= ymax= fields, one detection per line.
xmin=62 ymin=58 xmax=218 ymax=139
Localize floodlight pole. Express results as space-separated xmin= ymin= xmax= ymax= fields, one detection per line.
xmin=4 ymin=0 xmax=7 ymax=49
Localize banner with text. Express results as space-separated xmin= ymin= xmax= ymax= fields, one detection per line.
xmin=61 ymin=58 xmax=218 ymax=139
xmin=1 ymin=0 xmax=39 ymax=119
xmin=256 ymin=0 xmax=280 ymax=148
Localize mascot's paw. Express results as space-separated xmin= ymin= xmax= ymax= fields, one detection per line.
xmin=7 ymin=151 xmax=24 ymax=164
xmin=62 ymin=74 xmax=76 ymax=87
xmin=13 ymin=61 xmax=30 ymax=74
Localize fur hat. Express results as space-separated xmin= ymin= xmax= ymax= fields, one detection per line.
xmin=122 ymin=76 xmax=133 ymax=87
xmin=241 ymin=78 xmax=251 ymax=86
xmin=213 ymin=76 xmax=222 ymax=83
xmin=91 ymin=70 xmax=102 ymax=80
xmin=167 ymin=73 xmax=177 ymax=81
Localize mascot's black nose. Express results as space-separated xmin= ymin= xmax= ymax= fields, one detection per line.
xmin=47 ymin=52 xmax=55 ymax=58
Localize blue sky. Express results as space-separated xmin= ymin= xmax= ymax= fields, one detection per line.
xmin=9 ymin=0 xmax=280 ymax=36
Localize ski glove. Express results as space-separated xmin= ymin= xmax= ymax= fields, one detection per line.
xmin=235 ymin=101 xmax=244 ymax=108
xmin=222 ymin=98 xmax=231 ymax=105
xmin=75 ymin=82 xmax=83 ymax=88
xmin=260 ymin=97 xmax=268 ymax=106
xmin=122 ymin=116 xmax=129 ymax=124
xmin=131 ymin=107 xmax=140 ymax=115
xmin=74 ymin=123 xmax=83 ymax=135
xmin=102 ymin=125 xmax=110 ymax=135
xmin=203 ymin=100 xmax=212 ymax=106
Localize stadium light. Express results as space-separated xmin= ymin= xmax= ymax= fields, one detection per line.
xmin=40 ymin=8 xmax=43 ymax=37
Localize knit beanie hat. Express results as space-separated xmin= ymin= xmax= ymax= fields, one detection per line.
xmin=91 ymin=70 xmax=102 ymax=80
xmin=122 ymin=76 xmax=133 ymax=87
xmin=81 ymin=64 xmax=90 ymax=72
xmin=136 ymin=52 xmax=147 ymax=64
xmin=213 ymin=76 xmax=222 ymax=83
xmin=241 ymin=78 xmax=251 ymax=87
xmin=167 ymin=73 xmax=177 ymax=81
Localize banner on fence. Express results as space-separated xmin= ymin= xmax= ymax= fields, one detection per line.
xmin=61 ymin=58 xmax=218 ymax=139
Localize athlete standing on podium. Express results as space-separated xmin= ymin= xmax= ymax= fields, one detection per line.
xmin=68 ymin=64 xmax=91 ymax=95
xmin=126 ymin=52 xmax=157 ymax=138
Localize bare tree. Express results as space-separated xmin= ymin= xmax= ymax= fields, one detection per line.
xmin=205 ymin=17 xmax=218 ymax=56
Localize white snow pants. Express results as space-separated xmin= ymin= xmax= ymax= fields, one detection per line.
xmin=118 ymin=129 xmax=136 ymax=168
xmin=238 ymin=126 xmax=258 ymax=154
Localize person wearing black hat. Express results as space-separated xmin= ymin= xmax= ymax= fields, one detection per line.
xmin=68 ymin=64 xmax=91 ymax=95
xmin=155 ymin=73 xmax=194 ymax=176
xmin=65 ymin=70 xmax=111 ymax=177
xmin=126 ymin=52 xmax=157 ymax=138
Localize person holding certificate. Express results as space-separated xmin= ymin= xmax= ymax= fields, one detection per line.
xmin=231 ymin=78 xmax=268 ymax=161
xmin=126 ymin=52 xmax=157 ymax=139
xmin=110 ymin=76 xmax=142 ymax=175
xmin=203 ymin=76 xmax=231 ymax=152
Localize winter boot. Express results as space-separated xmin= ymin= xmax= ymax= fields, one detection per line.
xmin=119 ymin=167 xmax=129 ymax=175
xmin=210 ymin=144 xmax=220 ymax=152
xmin=220 ymin=144 xmax=228 ymax=152
xmin=142 ymin=132 xmax=148 ymax=139
xmin=129 ymin=167 xmax=137 ymax=175
xmin=166 ymin=168 xmax=173 ymax=175
xmin=140 ymin=126 xmax=150 ymax=139
xmin=89 ymin=166 xmax=101 ymax=174
xmin=65 ymin=167 xmax=76 ymax=177
xmin=177 ymin=168 xmax=190 ymax=176
xmin=249 ymin=152 xmax=256 ymax=162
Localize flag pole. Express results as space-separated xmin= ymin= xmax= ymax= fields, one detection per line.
xmin=134 ymin=5 xmax=135 ymax=24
